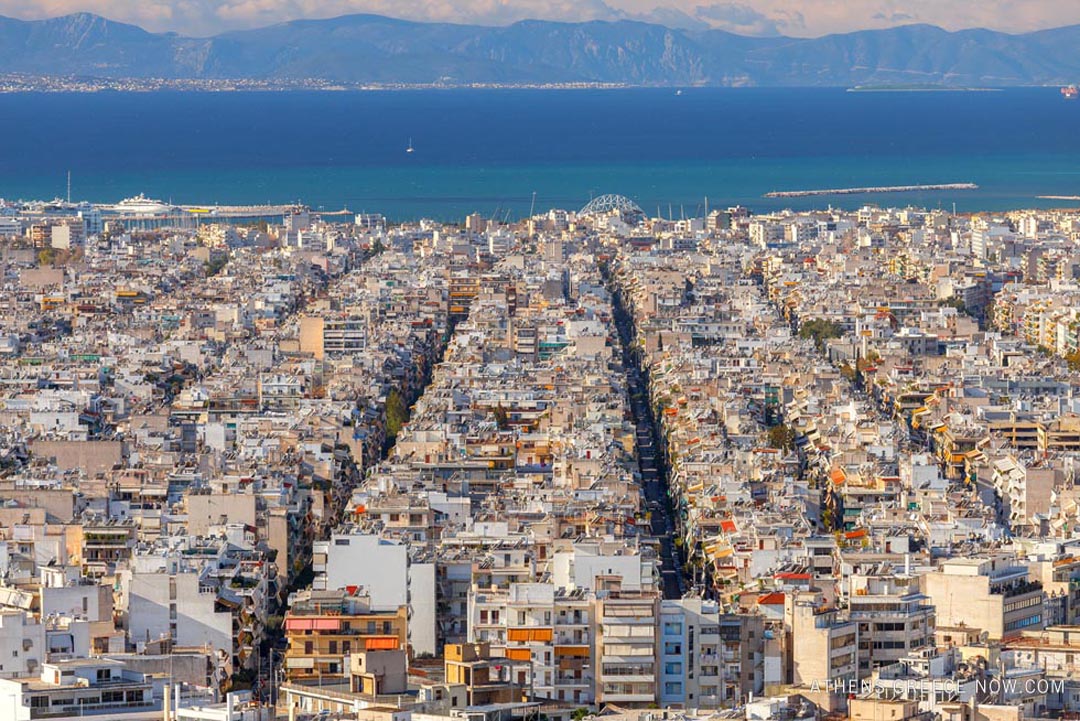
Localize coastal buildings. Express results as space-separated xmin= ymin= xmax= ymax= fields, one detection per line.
xmin=10 ymin=196 xmax=1080 ymax=721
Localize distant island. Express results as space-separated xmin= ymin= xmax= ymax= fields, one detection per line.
xmin=3 ymin=12 xmax=1080 ymax=87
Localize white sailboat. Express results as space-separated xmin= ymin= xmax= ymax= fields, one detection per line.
xmin=406 ymin=138 xmax=415 ymax=154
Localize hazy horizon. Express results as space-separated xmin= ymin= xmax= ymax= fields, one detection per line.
xmin=2 ymin=0 xmax=1076 ymax=40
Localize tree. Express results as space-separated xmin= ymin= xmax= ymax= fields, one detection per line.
xmin=938 ymin=296 xmax=967 ymax=313
xmin=204 ymin=254 xmax=229 ymax=276
xmin=767 ymin=424 xmax=796 ymax=451
xmin=1066 ymin=350 xmax=1080 ymax=372
xmin=821 ymin=507 xmax=835 ymax=531
xmin=797 ymin=318 xmax=843 ymax=351
xmin=37 ymin=248 xmax=54 ymax=266
xmin=492 ymin=405 xmax=510 ymax=430
xmin=385 ymin=388 xmax=409 ymax=442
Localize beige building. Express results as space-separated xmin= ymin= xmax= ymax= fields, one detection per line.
xmin=785 ymin=591 xmax=859 ymax=687
xmin=922 ymin=557 xmax=1045 ymax=642
xmin=849 ymin=575 xmax=934 ymax=674
xmin=593 ymin=587 xmax=660 ymax=706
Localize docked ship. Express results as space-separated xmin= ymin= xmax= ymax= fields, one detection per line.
xmin=1062 ymin=85 xmax=1078 ymax=99
xmin=112 ymin=193 xmax=174 ymax=215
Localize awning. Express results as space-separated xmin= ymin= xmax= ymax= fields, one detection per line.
xmin=284 ymin=618 xmax=341 ymax=632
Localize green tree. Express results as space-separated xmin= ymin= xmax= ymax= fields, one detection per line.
xmin=1066 ymin=350 xmax=1080 ymax=372
xmin=385 ymin=388 xmax=409 ymax=441
xmin=938 ymin=296 xmax=967 ymax=313
xmin=797 ymin=318 xmax=844 ymax=351
xmin=204 ymin=254 xmax=229 ymax=276
xmin=767 ymin=424 xmax=796 ymax=451
xmin=37 ymin=248 xmax=54 ymax=266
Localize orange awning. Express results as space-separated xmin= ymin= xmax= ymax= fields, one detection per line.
xmin=365 ymin=636 xmax=399 ymax=650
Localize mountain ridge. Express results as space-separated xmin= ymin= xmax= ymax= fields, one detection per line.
xmin=2 ymin=11 xmax=1080 ymax=86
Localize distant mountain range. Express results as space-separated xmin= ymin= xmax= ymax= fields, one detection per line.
xmin=3 ymin=12 xmax=1080 ymax=86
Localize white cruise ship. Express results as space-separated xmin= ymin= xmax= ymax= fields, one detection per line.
xmin=112 ymin=194 xmax=173 ymax=215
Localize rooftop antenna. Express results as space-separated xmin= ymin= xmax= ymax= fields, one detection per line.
xmin=704 ymin=196 xmax=709 ymax=219
xmin=529 ymin=191 xmax=537 ymax=218
xmin=66 ymin=171 xmax=71 ymax=204
xmin=680 ymin=204 xmax=685 ymax=220
xmin=668 ymin=203 xmax=673 ymax=220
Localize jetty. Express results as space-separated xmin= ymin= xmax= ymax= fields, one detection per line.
xmin=764 ymin=183 xmax=978 ymax=198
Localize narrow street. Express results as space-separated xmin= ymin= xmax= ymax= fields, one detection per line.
xmin=607 ymin=266 xmax=686 ymax=599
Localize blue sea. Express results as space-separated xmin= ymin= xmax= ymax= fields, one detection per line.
xmin=0 ymin=87 xmax=1078 ymax=220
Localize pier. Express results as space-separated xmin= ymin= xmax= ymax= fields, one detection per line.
xmin=764 ymin=182 xmax=978 ymax=198
xmin=92 ymin=203 xmax=353 ymax=230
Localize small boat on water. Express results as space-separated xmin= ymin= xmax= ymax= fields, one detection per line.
xmin=1062 ymin=86 xmax=1078 ymax=99
xmin=406 ymin=138 xmax=415 ymax=153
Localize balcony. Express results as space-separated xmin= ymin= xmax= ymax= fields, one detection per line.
xmin=601 ymin=692 xmax=654 ymax=703
xmin=1001 ymin=580 xmax=1043 ymax=599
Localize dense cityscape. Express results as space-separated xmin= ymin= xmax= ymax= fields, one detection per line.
xmin=4 ymin=193 xmax=1080 ymax=721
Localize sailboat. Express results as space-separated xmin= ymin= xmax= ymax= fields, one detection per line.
xmin=406 ymin=138 xmax=415 ymax=153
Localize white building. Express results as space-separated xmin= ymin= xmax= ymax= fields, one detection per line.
xmin=314 ymin=532 xmax=436 ymax=656
xmin=0 ymin=611 xmax=44 ymax=679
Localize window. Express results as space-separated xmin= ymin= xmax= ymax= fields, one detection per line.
xmin=329 ymin=641 xmax=338 ymax=654
xmin=665 ymin=682 xmax=682 ymax=695
xmin=334 ymin=539 xmax=350 ymax=546
xmin=664 ymin=622 xmax=683 ymax=636
xmin=96 ymin=669 xmax=111 ymax=682
xmin=664 ymin=643 xmax=682 ymax=655
xmin=102 ymin=691 xmax=124 ymax=704
xmin=665 ymin=662 xmax=683 ymax=675
xmin=305 ymin=641 xmax=313 ymax=654
xmin=30 ymin=697 xmax=48 ymax=709
xmin=1005 ymin=615 xmax=1042 ymax=631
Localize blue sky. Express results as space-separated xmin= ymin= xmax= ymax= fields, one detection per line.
xmin=3 ymin=0 xmax=1075 ymax=37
